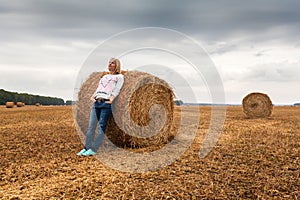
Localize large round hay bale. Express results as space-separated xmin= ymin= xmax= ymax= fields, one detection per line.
xmin=242 ymin=92 xmax=273 ymax=118
xmin=75 ymin=70 xmax=176 ymax=148
xmin=5 ymin=102 xmax=14 ymax=108
xmin=16 ymin=102 xmax=24 ymax=107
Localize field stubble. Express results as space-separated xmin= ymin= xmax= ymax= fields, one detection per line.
xmin=0 ymin=105 xmax=299 ymax=199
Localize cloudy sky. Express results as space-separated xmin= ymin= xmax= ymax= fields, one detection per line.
xmin=0 ymin=0 xmax=299 ymax=105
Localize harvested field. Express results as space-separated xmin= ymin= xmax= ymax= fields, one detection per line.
xmin=0 ymin=105 xmax=299 ymax=199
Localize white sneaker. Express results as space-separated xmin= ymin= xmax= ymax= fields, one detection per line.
xmin=76 ymin=149 xmax=87 ymax=156
xmin=83 ymin=149 xmax=97 ymax=156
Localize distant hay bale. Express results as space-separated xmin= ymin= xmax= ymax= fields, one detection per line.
xmin=5 ymin=102 xmax=14 ymax=108
xmin=75 ymin=70 xmax=176 ymax=148
xmin=35 ymin=103 xmax=41 ymax=106
xmin=242 ymin=92 xmax=273 ymax=118
xmin=16 ymin=102 xmax=24 ymax=107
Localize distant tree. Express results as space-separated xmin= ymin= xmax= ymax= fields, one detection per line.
xmin=65 ymin=100 xmax=75 ymax=105
xmin=174 ymin=99 xmax=184 ymax=106
xmin=0 ymin=89 xmax=64 ymax=105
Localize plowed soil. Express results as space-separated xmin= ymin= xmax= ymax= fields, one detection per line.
xmin=0 ymin=106 xmax=299 ymax=199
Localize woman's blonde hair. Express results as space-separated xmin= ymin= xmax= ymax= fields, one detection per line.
xmin=110 ymin=58 xmax=121 ymax=74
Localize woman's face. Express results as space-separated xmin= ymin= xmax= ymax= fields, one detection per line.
xmin=108 ymin=59 xmax=116 ymax=72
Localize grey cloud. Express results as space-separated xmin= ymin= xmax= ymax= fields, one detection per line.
xmin=1 ymin=0 xmax=300 ymax=103
xmin=207 ymin=43 xmax=238 ymax=55
xmin=0 ymin=68 xmax=76 ymax=100
xmin=239 ymin=62 xmax=300 ymax=82
xmin=1 ymin=0 xmax=300 ymax=43
xmin=254 ymin=49 xmax=271 ymax=57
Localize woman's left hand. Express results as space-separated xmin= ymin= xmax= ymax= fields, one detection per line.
xmin=105 ymin=100 xmax=112 ymax=104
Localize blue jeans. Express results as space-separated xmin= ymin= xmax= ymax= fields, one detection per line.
xmin=84 ymin=101 xmax=112 ymax=152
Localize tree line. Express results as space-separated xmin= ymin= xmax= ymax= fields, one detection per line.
xmin=0 ymin=89 xmax=65 ymax=105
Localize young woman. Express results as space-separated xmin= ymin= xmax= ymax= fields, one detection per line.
xmin=77 ymin=58 xmax=124 ymax=156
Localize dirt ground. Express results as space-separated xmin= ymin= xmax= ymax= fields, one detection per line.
xmin=0 ymin=105 xmax=299 ymax=199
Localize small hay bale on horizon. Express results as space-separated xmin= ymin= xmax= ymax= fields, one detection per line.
xmin=242 ymin=92 xmax=273 ymax=119
xmin=16 ymin=102 xmax=25 ymax=107
xmin=5 ymin=102 xmax=14 ymax=108
xmin=75 ymin=70 xmax=176 ymax=149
